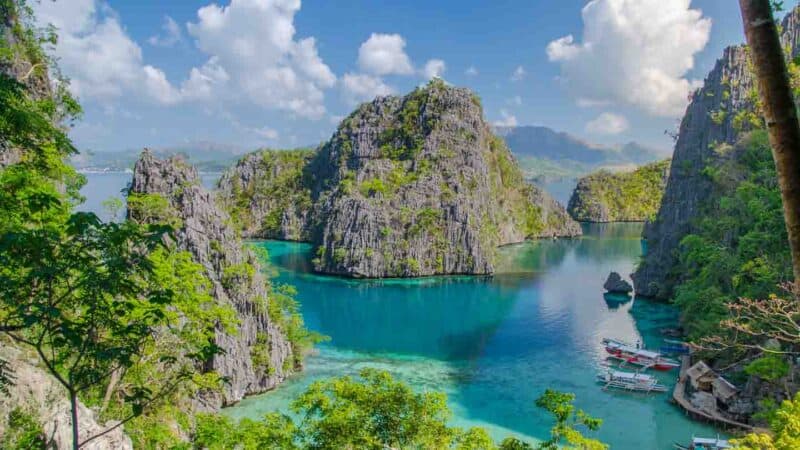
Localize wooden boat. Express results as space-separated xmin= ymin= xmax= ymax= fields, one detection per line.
xmin=673 ymin=436 xmax=730 ymax=449
xmin=597 ymin=369 xmax=668 ymax=392
xmin=603 ymin=338 xmax=680 ymax=371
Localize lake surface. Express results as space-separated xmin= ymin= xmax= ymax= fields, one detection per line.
xmin=77 ymin=173 xmax=721 ymax=448
xmin=226 ymin=225 xmax=722 ymax=449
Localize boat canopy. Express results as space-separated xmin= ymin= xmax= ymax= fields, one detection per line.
xmin=692 ymin=437 xmax=730 ymax=448
xmin=608 ymin=342 xmax=661 ymax=359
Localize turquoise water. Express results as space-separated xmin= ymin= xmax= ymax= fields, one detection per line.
xmin=225 ymin=224 xmax=723 ymax=449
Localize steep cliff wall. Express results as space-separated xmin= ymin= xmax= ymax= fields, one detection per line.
xmin=219 ymin=81 xmax=581 ymax=278
xmin=632 ymin=50 xmax=759 ymax=296
xmin=128 ymin=150 xmax=293 ymax=409
xmin=567 ymin=159 xmax=670 ymax=223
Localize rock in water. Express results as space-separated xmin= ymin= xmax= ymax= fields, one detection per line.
xmin=567 ymin=159 xmax=670 ymax=223
xmin=604 ymin=272 xmax=633 ymax=294
xmin=128 ymin=150 xmax=293 ymax=409
xmin=633 ymin=6 xmax=800 ymax=298
xmin=219 ymin=80 xmax=581 ymax=278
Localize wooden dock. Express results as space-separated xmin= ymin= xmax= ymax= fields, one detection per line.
xmin=672 ymin=355 xmax=766 ymax=433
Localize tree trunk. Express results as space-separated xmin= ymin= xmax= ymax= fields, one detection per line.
xmin=69 ymin=390 xmax=80 ymax=450
xmin=740 ymin=0 xmax=800 ymax=284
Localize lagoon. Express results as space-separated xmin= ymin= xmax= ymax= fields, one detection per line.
xmin=226 ymin=225 xmax=721 ymax=449
xmin=78 ymin=173 xmax=720 ymax=449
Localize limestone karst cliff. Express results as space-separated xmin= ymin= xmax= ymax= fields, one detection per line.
xmin=218 ymin=80 xmax=581 ymax=278
xmin=128 ymin=150 xmax=293 ymax=409
xmin=634 ymin=5 xmax=800 ymax=299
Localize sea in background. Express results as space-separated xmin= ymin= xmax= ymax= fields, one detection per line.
xmin=78 ymin=173 xmax=722 ymax=449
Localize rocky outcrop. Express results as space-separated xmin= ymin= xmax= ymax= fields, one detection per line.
xmin=217 ymin=149 xmax=314 ymax=241
xmin=128 ymin=150 xmax=293 ymax=409
xmin=0 ymin=341 xmax=133 ymax=449
xmin=630 ymin=6 xmax=800 ymax=298
xmin=603 ymin=272 xmax=633 ymax=294
xmin=219 ymin=81 xmax=580 ymax=278
xmin=567 ymin=159 xmax=670 ymax=223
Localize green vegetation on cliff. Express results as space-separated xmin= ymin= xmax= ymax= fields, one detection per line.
xmin=219 ymin=148 xmax=313 ymax=239
xmin=674 ymin=131 xmax=791 ymax=339
xmin=567 ymin=159 xmax=670 ymax=223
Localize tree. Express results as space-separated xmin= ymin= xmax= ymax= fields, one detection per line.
xmin=534 ymin=389 xmax=606 ymax=450
xmin=732 ymin=392 xmax=800 ymax=449
xmin=739 ymin=0 xmax=800 ymax=283
xmin=0 ymin=212 xmax=234 ymax=449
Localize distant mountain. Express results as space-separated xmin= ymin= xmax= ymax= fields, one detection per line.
xmin=494 ymin=126 xmax=667 ymax=182
xmin=71 ymin=141 xmax=252 ymax=172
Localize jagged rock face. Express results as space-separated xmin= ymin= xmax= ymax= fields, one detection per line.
xmin=0 ymin=342 xmax=133 ymax=449
xmin=633 ymin=50 xmax=756 ymax=297
xmin=219 ymin=82 xmax=580 ymax=278
xmin=603 ymin=272 xmax=633 ymax=294
xmin=217 ymin=149 xmax=314 ymax=241
xmin=567 ymin=159 xmax=670 ymax=223
xmin=128 ymin=150 xmax=293 ymax=409
xmin=634 ymin=6 xmax=800 ymax=299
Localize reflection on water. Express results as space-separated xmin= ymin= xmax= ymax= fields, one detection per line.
xmin=228 ymin=224 xmax=722 ymax=449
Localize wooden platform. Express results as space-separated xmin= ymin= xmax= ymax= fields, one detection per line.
xmin=672 ymin=355 xmax=767 ymax=433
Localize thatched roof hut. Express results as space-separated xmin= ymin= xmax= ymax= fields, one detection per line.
xmin=686 ymin=361 xmax=715 ymax=391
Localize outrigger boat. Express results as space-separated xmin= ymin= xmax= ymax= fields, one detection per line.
xmin=673 ymin=436 xmax=730 ymax=450
xmin=603 ymin=338 xmax=680 ymax=371
xmin=597 ymin=369 xmax=668 ymax=392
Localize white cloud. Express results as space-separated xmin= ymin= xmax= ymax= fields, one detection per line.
xmin=341 ymin=73 xmax=394 ymax=104
xmin=357 ymin=33 xmax=414 ymax=76
xmin=253 ymin=127 xmax=279 ymax=139
xmin=33 ymin=0 xmax=175 ymax=103
xmin=493 ymin=110 xmax=518 ymax=127
xmin=148 ymin=16 xmax=183 ymax=47
xmin=511 ymin=66 xmax=526 ymax=82
xmin=576 ymin=97 xmax=612 ymax=108
xmin=422 ymin=59 xmax=446 ymax=79
xmin=185 ymin=0 xmax=336 ymax=118
xmin=507 ymin=95 xmax=522 ymax=106
xmin=465 ymin=66 xmax=478 ymax=76
xmin=585 ymin=112 xmax=629 ymax=135
xmin=37 ymin=0 xmax=336 ymax=119
xmin=546 ymin=0 xmax=711 ymax=117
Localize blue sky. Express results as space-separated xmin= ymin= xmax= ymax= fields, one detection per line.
xmin=32 ymin=0 xmax=796 ymax=154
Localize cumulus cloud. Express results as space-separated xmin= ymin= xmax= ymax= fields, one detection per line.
xmin=185 ymin=0 xmax=336 ymax=118
xmin=341 ymin=73 xmax=394 ymax=104
xmin=493 ymin=110 xmax=518 ymax=127
xmin=148 ymin=16 xmax=183 ymax=47
xmin=546 ymin=0 xmax=711 ymax=117
xmin=511 ymin=66 xmax=526 ymax=82
xmin=422 ymin=59 xmax=446 ymax=80
xmin=33 ymin=0 xmax=177 ymax=103
xmin=585 ymin=112 xmax=629 ymax=135
xmin=37 ymin=0 xmax=336 ymax=118
xmin=357 ymin=33 xmax=414 ymax=76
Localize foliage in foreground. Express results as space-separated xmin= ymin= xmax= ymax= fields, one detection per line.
xmin=732 ymin=392 xmax=800 ymax=450
xmin=191 ymin=370 xmax=605 ymax=450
